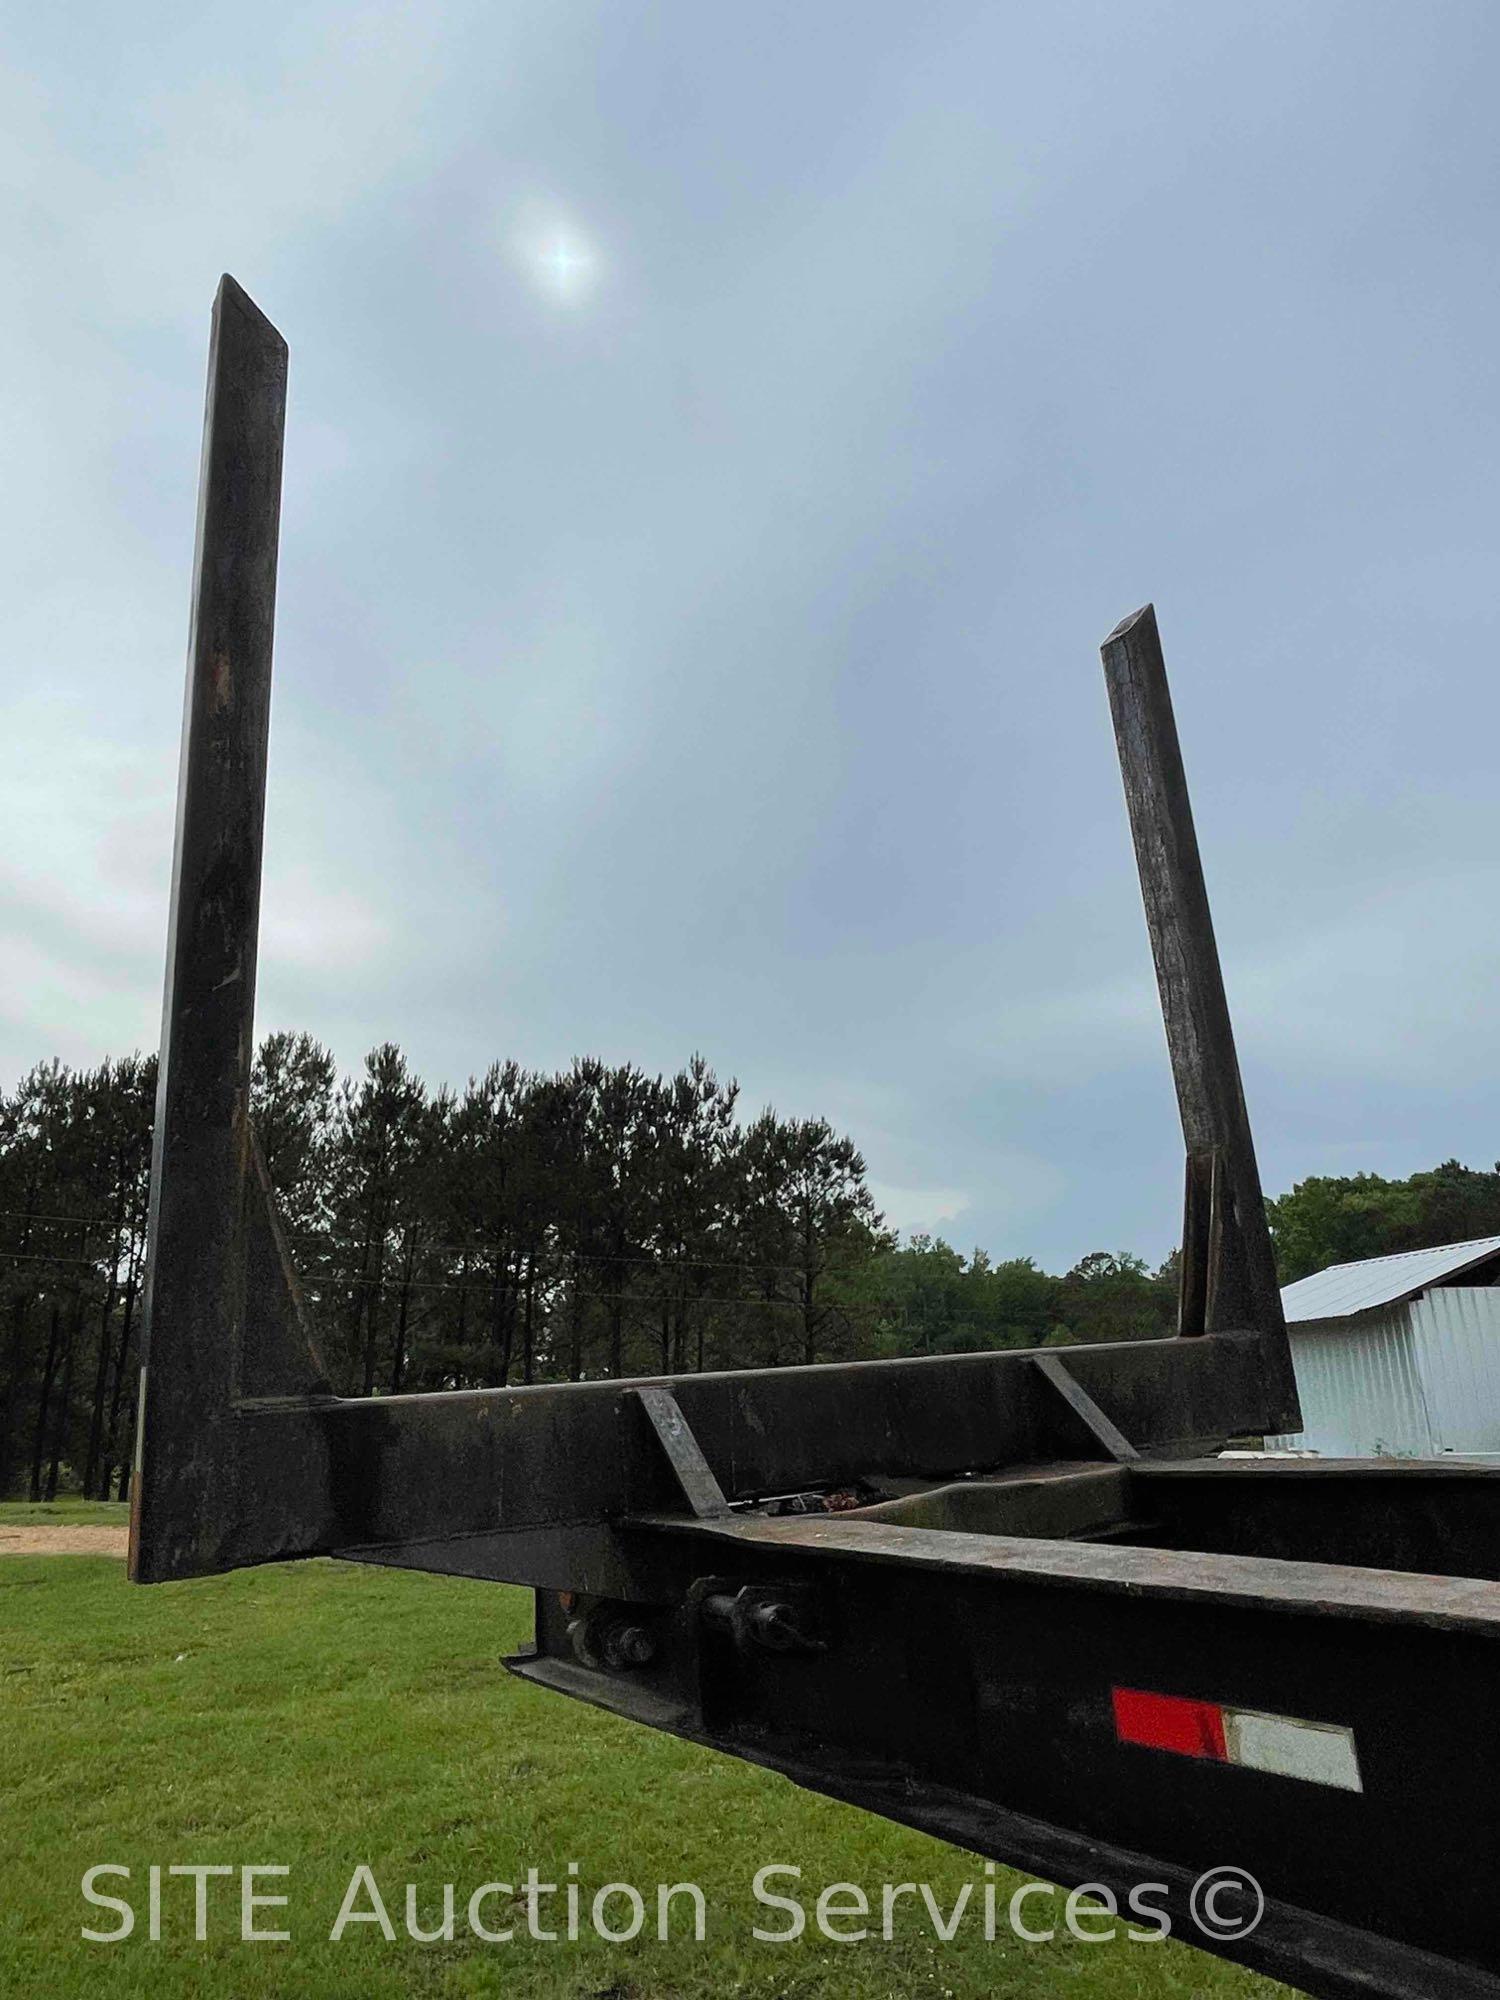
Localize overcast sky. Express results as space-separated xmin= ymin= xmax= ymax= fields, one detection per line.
xmin=5 ymin=1 xmax=1499 ymax=1269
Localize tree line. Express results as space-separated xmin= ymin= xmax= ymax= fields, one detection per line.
xmin=1266 ymin=1160 xmax=1500 ymax=1283
xmin=10 ymin=1031 xmax=1489 ymax=1502
xmin=0 ymin=1035 xmax=1183 ymax=1501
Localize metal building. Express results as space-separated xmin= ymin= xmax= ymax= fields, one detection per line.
xmin=1269 ymin=1236 xmax=1500 ymax=1456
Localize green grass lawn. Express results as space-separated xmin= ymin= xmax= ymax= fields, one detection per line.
xmin=2 ymin=1497 xmax=131 ymax=1526
xmin=0 ymin=1524 xmax=1293 ymax=1999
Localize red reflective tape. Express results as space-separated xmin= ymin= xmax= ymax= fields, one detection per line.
xmin=1112 ymin=1686 xmax=1227 ymax=1761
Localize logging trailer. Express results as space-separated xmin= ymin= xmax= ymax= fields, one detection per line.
xmin=129 ymin=277 xmax=1500 ymax=1999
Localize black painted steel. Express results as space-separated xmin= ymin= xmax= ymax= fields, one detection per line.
xmin=519 ymin=1507 xmax=1500 ymax=2000
xmin=130 ymin=277 xmax=329 ymax=1584
xmin=1033 ymin=1351 xmax=1140 ymax=1462
xmin=1101 ymin=605 xmax=1300 ymax=1433
xmin=635 ymin=1386 xmax=734 ymax=1517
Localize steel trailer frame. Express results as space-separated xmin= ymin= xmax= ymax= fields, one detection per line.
xmin=129 ymin=278 xmax=1500 ymax=2000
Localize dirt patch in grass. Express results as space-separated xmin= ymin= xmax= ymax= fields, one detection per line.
xmin=0 ymin=1524 xmax=128 ymax=1557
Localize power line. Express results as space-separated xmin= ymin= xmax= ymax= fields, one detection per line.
xmin=0 ymin=1208 xmax=874 ymax=1281
xmin=0 ymin=1241 xmax=901 ymax=1312
xmin=0 ymin=1209 xmax=110 ymax=1229
xmin=299 ymin=1271 xmax=898 ymax=1310
xmin=0 ymin=1249 xmax=104 ymax=1268
xmin=283 ymin=1229 xmax=858 ymax=1276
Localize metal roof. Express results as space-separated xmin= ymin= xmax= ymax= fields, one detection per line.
xmin=1280 ymin=1235 xmax=1500 ymax=1325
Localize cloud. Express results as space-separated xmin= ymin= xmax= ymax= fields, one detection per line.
xmin=868 ymin=1180 xmax=972 ymax=1238
xmin=1234 ymin=869 xmax=1500 ymax=1088
xmin=260 ymin=864 xmax=392 ymax=975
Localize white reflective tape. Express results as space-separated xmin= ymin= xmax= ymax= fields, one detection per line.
xmin=1221 ymin=1707 xmax=1362 ymax=1793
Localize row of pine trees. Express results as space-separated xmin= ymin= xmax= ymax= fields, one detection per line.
xmin=14 ymin=1031 xmax=1500 ymax=1506
xmin=1 ymin=1036 xmax=885 ymax=1501
xmin=0 ymin=1034 xmax=1185 ymax=1503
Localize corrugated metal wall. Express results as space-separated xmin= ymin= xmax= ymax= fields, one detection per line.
xmin=1267 ymin=1313 xmax=1434 ymax=1456
xmin=1406 ymin=1288 xmax=1500 ymax=1454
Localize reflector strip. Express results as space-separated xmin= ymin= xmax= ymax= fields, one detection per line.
xmin=1113 ymin=1687 xmax=1227 ymax=1759
xmin=1112 ymin=1687 xmax=1362 ymax=1793
xmin=1222 ymin=1706 xmax=1362 ymax=1792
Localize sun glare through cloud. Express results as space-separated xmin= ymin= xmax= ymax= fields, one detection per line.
xmin=512 ymin=203 xmax=601 ymax=304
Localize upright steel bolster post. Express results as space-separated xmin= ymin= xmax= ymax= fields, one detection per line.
xmin=129 ymin=277 xmax=290 ymax=1581
xmin=1100 ymin=604 xmax=1300 ymax=1434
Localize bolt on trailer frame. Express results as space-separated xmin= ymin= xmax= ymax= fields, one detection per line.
xmin=130 ymin=279 xmax=1500 ymax=2000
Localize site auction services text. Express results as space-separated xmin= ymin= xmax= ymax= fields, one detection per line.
xmin=80 ymin=1859 xmax=1265 ymax=1949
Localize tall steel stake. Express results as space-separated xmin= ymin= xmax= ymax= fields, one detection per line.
xmin=131 ymin=276 xmax=325 ymax=1582
xmin=1101 ymin=603 xmax=1298 ymax=1432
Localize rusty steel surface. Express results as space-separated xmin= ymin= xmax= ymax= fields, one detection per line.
xmin=634 ymin=1385 xmax=734 ymax=1517
xmin=1101 ymin=605 xmax=1300 ymax=1433
xmin=141 ymin=1327 xmax=1278 ymax=1582
xmin=1033 ymin=1350 xmax=1141 ymax=1462
xmin=625 ymin=1503 xmax=1500 ymax=1636
xmin=131 ymin=276 xmax=304 ymax=1583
